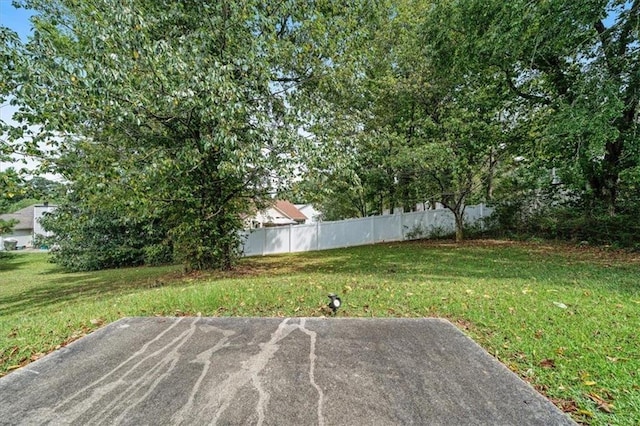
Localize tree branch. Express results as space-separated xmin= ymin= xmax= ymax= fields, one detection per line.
xmin=501 ymin=66 xmax=551 ymax=105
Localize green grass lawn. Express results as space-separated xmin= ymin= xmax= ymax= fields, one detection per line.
xmin=1 ymin=240 xmax=639 ymax=425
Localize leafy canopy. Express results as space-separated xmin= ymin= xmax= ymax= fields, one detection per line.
xmin=3 ymin=0 xmax=372 ymax=270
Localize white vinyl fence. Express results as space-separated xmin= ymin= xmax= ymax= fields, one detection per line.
xmin=241 ymin=204 xmax=493 ymax=257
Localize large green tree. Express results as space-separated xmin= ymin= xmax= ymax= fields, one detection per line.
xmin=428 ymin=0 xmax=640 ymax=214
xmin=2 ymin=0 xmax=369 ymax=270
xmin=297 ymin=0 xmax=507 ymax=240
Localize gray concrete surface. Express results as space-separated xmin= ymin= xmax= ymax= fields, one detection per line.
xmin=0 ymin=317 xmax=575 ymax=425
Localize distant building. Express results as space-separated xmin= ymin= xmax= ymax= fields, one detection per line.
xmin=294 ymin=204 xmax=322 ymax=223
xmin=0 ymin=204 xmax=56 ymax=250
xmin=247 ymin=200 xmax=311 ymax=229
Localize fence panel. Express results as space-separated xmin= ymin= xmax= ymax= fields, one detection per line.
xmin=241 ymin=204 xmax=492 ymax=257
xmin=463 ymin=204 xmax=492 ymax=226
xmin=263 ymin=226 xmax=291 ymax=255
xmin=318 ymin=217 xmax=373 ymax=250
xmin=241 ymin=229 xmax=265 ymax=256
xmin=373 ymin=215 xmax=402 ymax=242
xmin=290 ymin=224 xmax=318 ymax=253
xmin=402 ymin=211 xmax=437 ymax=240
xmin=431 ymin=210 xmax=456 ymax=234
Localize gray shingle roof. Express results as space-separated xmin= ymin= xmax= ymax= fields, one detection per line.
xmin=0 ymin=206 xmax=34 ymax=231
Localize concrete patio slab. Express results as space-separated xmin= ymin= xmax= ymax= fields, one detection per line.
xmin=0 ymin=317 xmax=575 ymax=425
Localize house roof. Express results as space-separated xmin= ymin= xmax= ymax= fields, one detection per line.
xmin=273 ymin=200 xmax=307 ymax=221
xmin=0 ymin=206 xmax=34 ymax=231
xmin=265 ymin=216 xmax=298 ymax=225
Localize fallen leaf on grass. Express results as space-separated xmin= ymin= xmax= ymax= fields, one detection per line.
xmin=30 ymin=353 xmax=44 ymax=362
xmin=583 ymin=380 xmax=597 ymax=386
xmin=90 ymin=318 xmax=104 ymax=326
xmin=577 ymin=409 xmax=594 ymax=418
xmin=539 ymin=358 xmax=555 ymax=369
xmin=551 ymin=398 xmax=578 ymax=413
xmin=553 ymin=301 xmax=567 ymax=309
xmin=587 ymin=392 xmax=614 ymax=413
xmin=5 ymin=346 xmax=19 ymax=358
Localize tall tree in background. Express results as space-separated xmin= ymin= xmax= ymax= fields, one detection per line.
xmin=296 ymin=0 xmax=506 ymax=240
xmin=428 ymin=0 xmax=640 ymax=215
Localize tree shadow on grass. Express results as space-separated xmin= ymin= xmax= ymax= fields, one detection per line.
xmin=0 ymin=266 xmax=182 ymax=317
xmin=236 ymin=239 xmax=640 ymax=295
xmin=2 ymin=240 xmax=638 ymax=317
xmin=0 ymin=253 xmax=30 ymax=272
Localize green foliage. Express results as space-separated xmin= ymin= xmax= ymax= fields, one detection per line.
xmin=297 ymin=1 xmax=504 ymax=241
xmin=0 ymin=168 xmax=64 ymax=214
xmin=427 ymin=0 xmax=640 ymax=213
xmin=495 ymin=202 xmax=640 ymax=251
xmin=3 ymin=0 xmax=371 ymax=270
xmin=0 ymin=218 xmax=19 ymax=235
xmin=142 ymin=243 xmax=173 ymax=267
xmin=0 ymin=169 xmax=26 ymax=213
xmin=40 ymin=201 xmax=171 ymax=271
xmin=292 ymin=165 xmax=370 ymax=220
xmin=4 ymin=0 xmax=638 ymax=260
xmin=169 ymin=211 xmax=243 ymax=271
xmin=489 ymin=161 xmax=640 ymax=249
xmin=4 ymin=198 xmax=39 ymax=213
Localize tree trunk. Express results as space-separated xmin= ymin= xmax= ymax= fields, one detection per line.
xmin=586 ymin=138 xmax=622 ymax=215
xmin=486 ymin=147 xmax=497 ymax=201
xmin=454 ymin=210 xmax=464 ymax=242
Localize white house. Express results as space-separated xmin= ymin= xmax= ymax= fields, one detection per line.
xmin=295 ymin=204 xmax=322 ymax=223
xmin=247 ymin=200 xmax=310 ymax=229
xmin=0 ymin=204 xmax=56 ymax=250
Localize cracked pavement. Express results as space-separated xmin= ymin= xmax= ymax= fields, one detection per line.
xmin=0 ymin=317 xmax=575 ymax=425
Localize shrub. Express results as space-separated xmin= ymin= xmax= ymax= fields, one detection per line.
xmin=40 ymin=203 xmax=172 ymax=271
xmin=491 ymin=198 xmax=640 ymax=250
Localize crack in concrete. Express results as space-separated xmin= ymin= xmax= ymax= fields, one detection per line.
xmin=95 ymin=318 xmax=201 ymax=424
xmin=171 ymin=326 xmax=235 ymax=425
xmin=53 ymin=317 xmax=190 ymax=422
xmin=206 ymin=318 xmax=325 ymax=426
xmin=297 ymin=318 xmax=325 ymax=426
xmin=55 ymin=318 xmax=184 ymax=410
xmin=208 ymin=318 xmax=296 ymax=425
xmin=45 ymin=318 xmax=326 ymax=425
